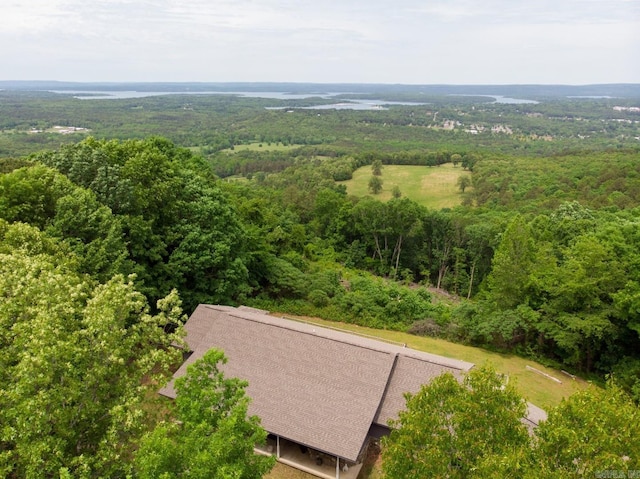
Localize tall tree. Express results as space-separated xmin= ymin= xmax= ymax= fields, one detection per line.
xmin=0 ymin=165 xmax=132 ymax=282
xmin=0 ymin=224 xmax=183 ymax=478
xmin=422 ymin=210 xmax=455 ymax=290
xmin=534 ymin=382 xmax=640 ymax=476
xmin=541 ymin=234 xmax=624 ymax=371
xmin=371 ymin=159 xmax=383 ymax=176
xmin=35 ymin=137 xmax=251 ymax=311
xmin=368 ymin=175 xmax=383 ymax=194
xmin=456 ymin=175 xmax=471 ymax=193
xmin=487 ymin=215 xmax=539 ymax=309
xmin=477 ymin=382 xmax=640 ymax=478
xmin=382 ymin=366 xmax=529 ymax=479
xmin=386 ymin=198 xmax=422 ymax=279
xmin=383 ymin=368 xmax=640 ymax=479
xmin=134 ymin=349 xmax=275 ymax=479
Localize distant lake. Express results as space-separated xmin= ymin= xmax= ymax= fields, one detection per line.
xmin=50 ymin=90 xmax=341 ymax=100
xmin=567 ymin=95 xmax=615 ymax=99
xmin=268 ymin=99 xmax=427 ymax=111
xmin=49 ymin=89 xmax=538 ymax=108
xmin=451 ymin=94 xmax=539 ymax=104
xmin=492 ymin=95 xmax=539 ymax=104
xmin=49 ymin=90 xmax=427 ymax=110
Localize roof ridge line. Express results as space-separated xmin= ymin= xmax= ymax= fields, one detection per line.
xmin=203 ymin=305 xmax=472 ymax=371
xmin=223 ymin=309 xmax=398 ymax=355
xmin=281 ymin=315 xmax=407 ymax=347
xmin=279 ymin=315 xmax=472 ymax=371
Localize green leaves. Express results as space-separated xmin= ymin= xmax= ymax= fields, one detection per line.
xmin=535 ymin=382 xmax=640 ymax=476
xmin=382 ymin=366 xmax=529 ymax=479
xmin=487 ymin=215 xmax=539 ymax=309
xmin=0 ymin=228 xmax=183 ymax=478
xmin=382 ymin=369 xmax=640 ymax=479
xmin=33 ymin=137 xmax=253 ymax=312
xmin=476 ymin=207 xmax=640 ymax=372
xmin=135 ymin=350 xmax=275 ymax=479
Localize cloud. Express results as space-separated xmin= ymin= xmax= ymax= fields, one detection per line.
xmin=2 ymin=0 xmax=639 ymax=83
xmin=404 ymin=0 xmax=639 ymax=25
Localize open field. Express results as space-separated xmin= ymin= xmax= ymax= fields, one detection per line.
xmin=339 ymin=163 xmax=471 ymax=209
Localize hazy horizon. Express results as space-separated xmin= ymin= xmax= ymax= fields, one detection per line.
xmin=4 ymin=1 xmax=639 ymax=85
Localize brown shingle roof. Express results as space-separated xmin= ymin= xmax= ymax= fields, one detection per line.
xmin=160 ymin=305 xmax=474 ymax=461
xmin=374 ymin=355 xmax=464 ymax=426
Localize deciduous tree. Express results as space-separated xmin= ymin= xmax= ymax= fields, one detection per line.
xmin=456 ymin=175 xmax=471 ymax=193
xmin=368 ymin=175 xmax=383 ymax=194
xmin=0 ymin=225 xmax=184 ymax=478
xmin=382 ymin=366 xmax=529 ymax=479
xmin=134 ymin=349 xmax=275 ymax=479
xmin=371 ymin=159 xmax=383 ymax=176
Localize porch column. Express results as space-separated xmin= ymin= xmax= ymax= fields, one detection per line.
xmin=276 ymin=435 xmax=280 ymax=458
xmin=336 ymin=457 xmax=340 ymax=479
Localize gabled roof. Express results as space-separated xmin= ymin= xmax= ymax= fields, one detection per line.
xmin=161 ymin=304 xmax=474 ymax=462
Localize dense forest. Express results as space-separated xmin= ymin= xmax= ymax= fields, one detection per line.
xmin=1 ymin=85 xmax=640 ymax=477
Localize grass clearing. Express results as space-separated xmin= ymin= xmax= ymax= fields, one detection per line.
xmin=340 ymin=163 xmax=471 ymax=209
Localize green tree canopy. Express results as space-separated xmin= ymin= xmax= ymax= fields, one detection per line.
xmin=0 ymin=223 xmax=184 ymax=478
xmin=368 ymin=175 xmax=383 ymax=194
xmin=534 ymin=382 xmax=640 ymax=476
xmin=134 ymin=349 xmax=275 ymax=479
xmin=456 ymin=175 xmax=471 ymax=193
xmin=382 ymin=366 xmax=529 ymax=479
xmin=371 ymin=159 xmax=383 ymax=176
xmin=383 ymin=367 xmax=640 ymax=479
xmin=33 ymin=137 xmax=251 ymax=311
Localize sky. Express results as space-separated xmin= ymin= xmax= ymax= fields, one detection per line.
xmin=2 ymin=0 xmax=639 ymax=85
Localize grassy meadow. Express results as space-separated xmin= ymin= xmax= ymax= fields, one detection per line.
xmin=340 ymin=163 xmax=471 ymax=209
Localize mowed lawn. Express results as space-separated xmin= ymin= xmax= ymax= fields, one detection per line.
xmin=340 ymin=163 xmax=471 ymax=209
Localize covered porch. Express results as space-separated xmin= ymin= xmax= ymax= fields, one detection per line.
xmin=255 ymin=435 xmax=363 ymax=479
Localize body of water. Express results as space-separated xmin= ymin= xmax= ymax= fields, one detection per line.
xmin=49 ymin=89 xmax=538 ymax=108
xmin=451 ymin=94 xmax=539 ymax=104
xmin=492 ymin=95 xmax=539 ymax=104
xmin=268 ymin=99 xmax=426 ymax=111
xmin=567 ymin=95 xmax=615 ymax=99
xmin=50 ymin=90 xmax=340 ymax=100
xmin=50 ymin=90 xmax=426 ymax=110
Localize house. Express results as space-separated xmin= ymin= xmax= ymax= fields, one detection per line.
xmin=160 ymin=305 xmax=542 ymax=479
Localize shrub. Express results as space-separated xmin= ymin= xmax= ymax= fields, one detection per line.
xmin=308 ymin=289 xmax=330 ymax=307
xmin=407 ymin=319 xmax=443 ymax=337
